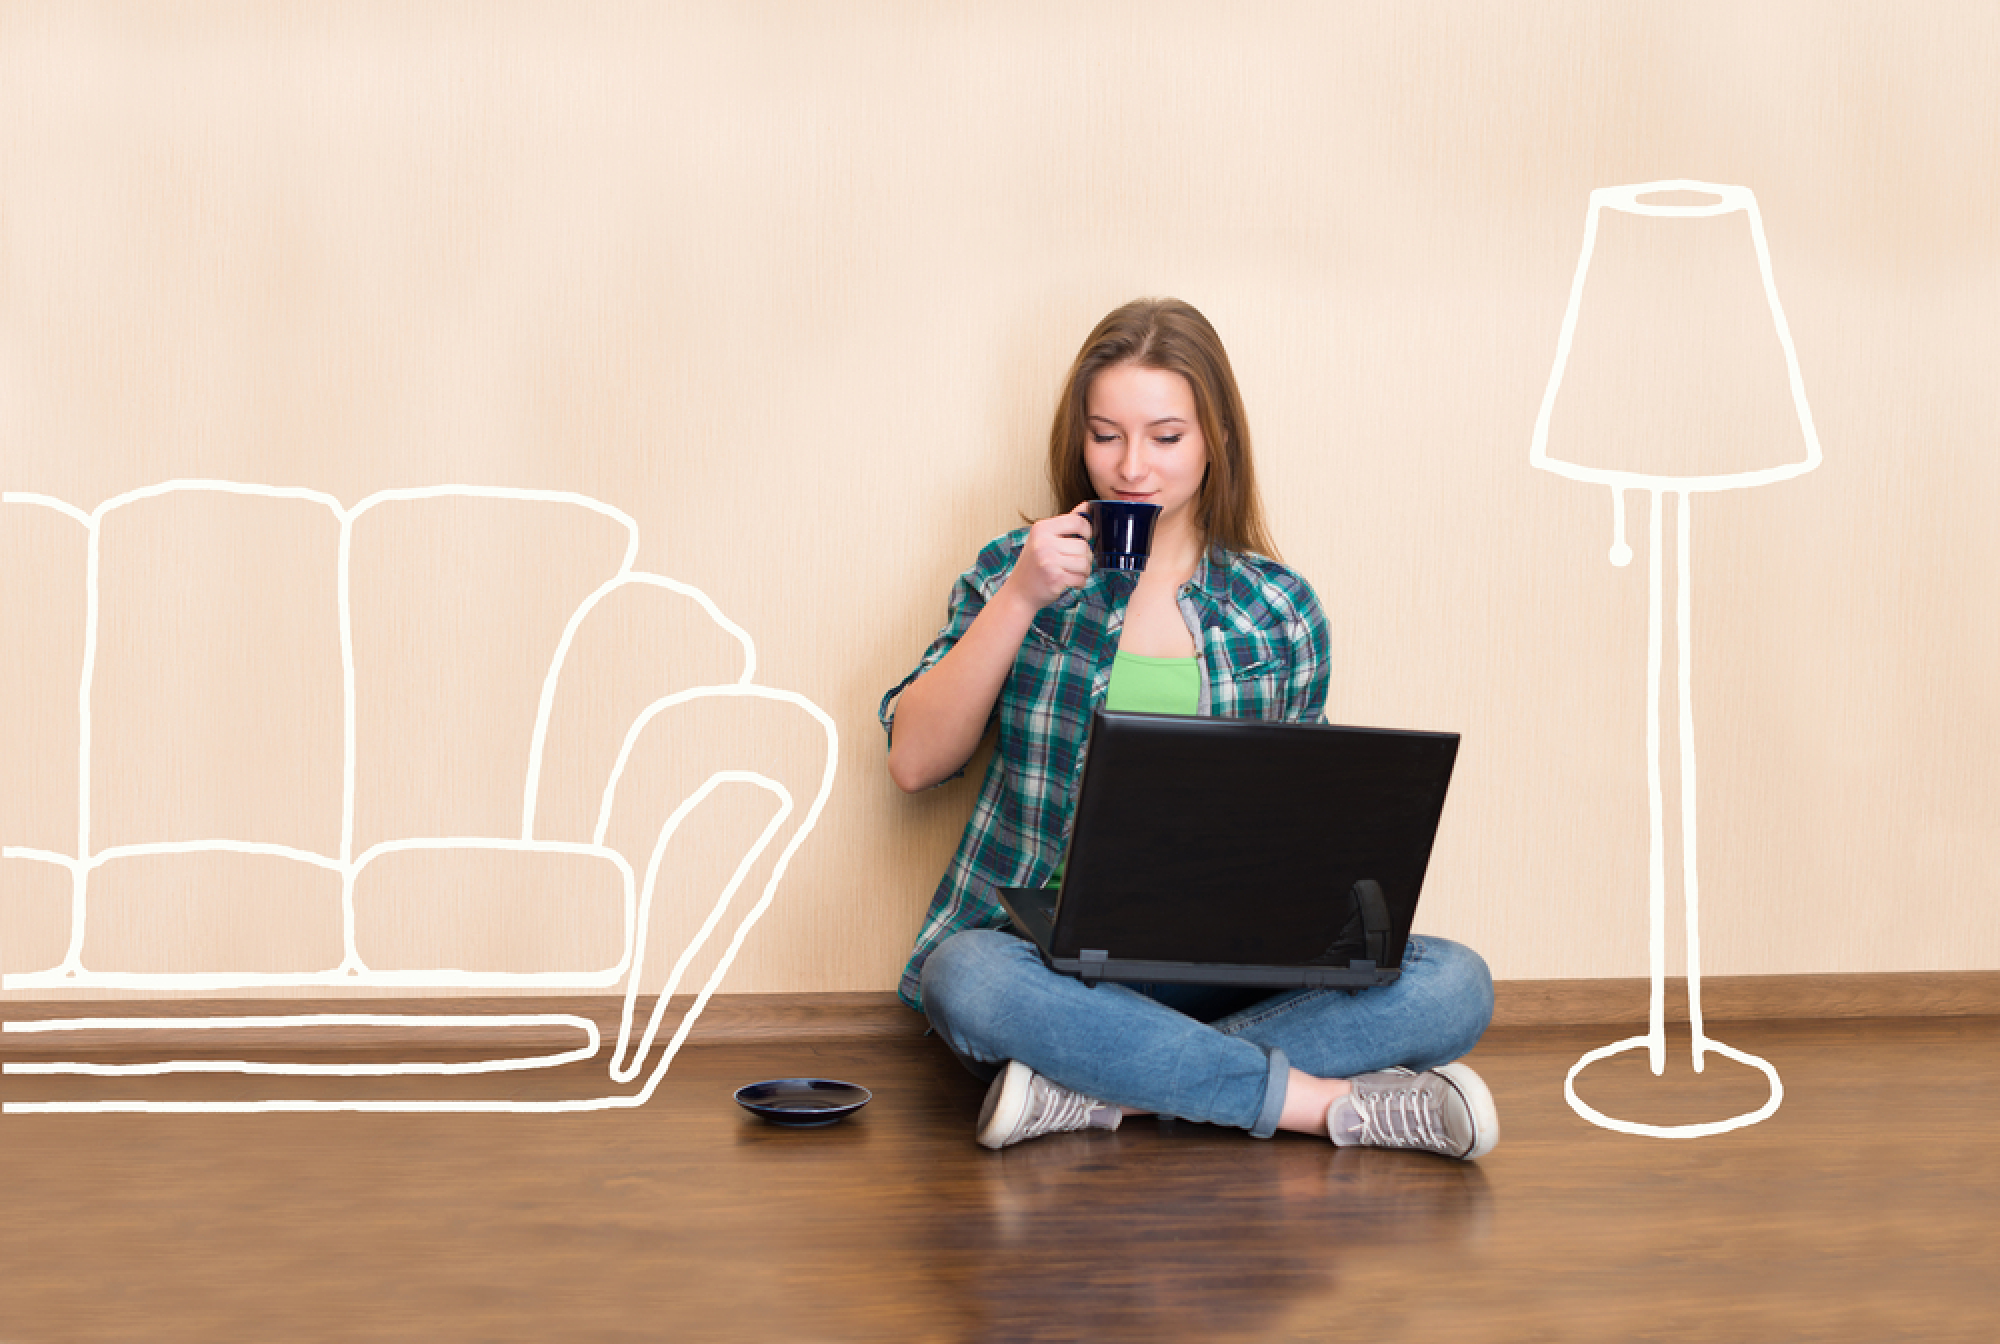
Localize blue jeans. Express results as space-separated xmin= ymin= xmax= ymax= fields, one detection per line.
xmin=920 ymin=929 xmax=1495 ymax=1139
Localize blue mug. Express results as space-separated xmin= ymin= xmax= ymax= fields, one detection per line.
xmin=1089 ymin=500 xmax=1162 ymax=572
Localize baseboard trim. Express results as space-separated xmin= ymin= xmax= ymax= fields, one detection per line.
xmin=1491 ymin=970 xmax=2000 ymax=1027
xmin=5 ymin=972 xmax=1997 ymax=1056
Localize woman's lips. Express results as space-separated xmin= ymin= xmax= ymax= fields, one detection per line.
xmin=1113 ymin=491 xmax=1154 ymax=501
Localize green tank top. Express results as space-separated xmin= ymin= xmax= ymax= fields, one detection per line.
xmin=1103 ymin=650 xmax=1201 ymax=717
xmin=1046 ymin=651 xmax=1198 ymax=887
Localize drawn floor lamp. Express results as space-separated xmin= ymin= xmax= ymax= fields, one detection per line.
xmin=1531 ymin=180 xmax=1822 ymax=1138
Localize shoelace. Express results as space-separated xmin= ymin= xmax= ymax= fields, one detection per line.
xmin=1022 ymin=1082 xmax=1106 ymax=1139
xmin=1352 ymin=1080 xmax=1453 ymax=1153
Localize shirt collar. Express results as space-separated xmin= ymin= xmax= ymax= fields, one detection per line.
xmin=1182 ymin=545 xmax=1234 ymax=628
xmin=1050 ymin=544 xmax=1236 ymax=624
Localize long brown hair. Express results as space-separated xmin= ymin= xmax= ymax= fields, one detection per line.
xmin=1045 ymin=297 xmax=1280 ymax=562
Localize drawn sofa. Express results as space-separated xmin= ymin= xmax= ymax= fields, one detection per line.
xmin=2 ymin=482 xmax=835 ymax=1107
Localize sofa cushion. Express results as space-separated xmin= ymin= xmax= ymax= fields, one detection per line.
xmin=349 ymin=842 xmax=628 ymax=980
xmin=346 ymin=494 xmax=633 ymax=853
xmin=90 ymin=491 xmax=344 ymax=855
xmin=80 ymin=849 xmax=344 ymax=976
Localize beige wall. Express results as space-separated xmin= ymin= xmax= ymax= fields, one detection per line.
xmin=4 ymin=1 xmax=1996 ymax=1001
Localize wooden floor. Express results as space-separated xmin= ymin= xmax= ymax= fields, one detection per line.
xmin=3 ymin=1013 xmax=1997 ymax=1342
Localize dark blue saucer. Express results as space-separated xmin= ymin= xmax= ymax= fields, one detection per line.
xmin=734 ymin=1078 xmax=872 ymax=1127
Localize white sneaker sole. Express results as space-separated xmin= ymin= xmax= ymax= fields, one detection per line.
xmin=1434 ymin=1061 xmax=1501 ymax=1160
xmin=976 ymin=1059 xmax=1034 ymax=1150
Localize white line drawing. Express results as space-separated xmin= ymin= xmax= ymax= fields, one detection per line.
xmin=2 ymin=482 xmax=838 ymax=1113
xmin=1532 ymin=181 xmax=1820 ymax=1138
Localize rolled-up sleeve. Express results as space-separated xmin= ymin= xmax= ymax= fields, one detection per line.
xmin=878 ymin=537 xmax=1015 ymax=782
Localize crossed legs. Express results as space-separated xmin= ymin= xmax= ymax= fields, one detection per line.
xmin=920 ymin=929 xmax=1495 ymax=1140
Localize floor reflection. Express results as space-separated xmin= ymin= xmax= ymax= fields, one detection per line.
xmin=927 ymin=1122 xmax=1493 ymax=1339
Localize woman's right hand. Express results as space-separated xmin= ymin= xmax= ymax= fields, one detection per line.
xmin=1002 ymin=503 xmax=1094 ymax=611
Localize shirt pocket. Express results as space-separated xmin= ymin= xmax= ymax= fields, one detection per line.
xmin=1025 ymin=606 xmax=1080 ymax=655
xmin=1210 ymin=633 xmax=1290 ymax=717
xmin=1005 ymin=611 xmax=1078 ymax=716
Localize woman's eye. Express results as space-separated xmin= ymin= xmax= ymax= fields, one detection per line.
xmin=1091 ymin=433 xmax=1119 ymax=444
xmin=1156 ymin=434 xmax=1182 ymax=446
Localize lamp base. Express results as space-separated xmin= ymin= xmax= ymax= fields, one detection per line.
xmin=1564 ymin=1033 xmax=1784 ymax=1138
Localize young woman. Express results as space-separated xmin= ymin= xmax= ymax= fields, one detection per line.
xmin=880 ymin=298 xmax=1499 ymax=1158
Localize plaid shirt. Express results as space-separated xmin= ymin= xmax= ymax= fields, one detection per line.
xmin=880 ymin=528 xmax=1333 ymax=1010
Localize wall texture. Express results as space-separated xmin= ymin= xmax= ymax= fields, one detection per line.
xmin=4 ymin=1 xmax=1995 ymax=1000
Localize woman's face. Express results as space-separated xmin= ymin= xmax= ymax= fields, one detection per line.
xmin=1082 ymin=362 xmax=1209 ymax=532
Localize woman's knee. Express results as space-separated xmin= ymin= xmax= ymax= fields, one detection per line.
xmin=1409 ymin=936 xmax=1495 ymax=1059
xmin=920 ymin=928 xmax=1031 ymax=1046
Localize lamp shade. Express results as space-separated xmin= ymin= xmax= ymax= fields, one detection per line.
xmin=1531 ymin=181 xmax=1822 ymax=493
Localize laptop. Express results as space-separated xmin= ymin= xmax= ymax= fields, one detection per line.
xmin=995 ymin=710 xmax=1459 ymax=990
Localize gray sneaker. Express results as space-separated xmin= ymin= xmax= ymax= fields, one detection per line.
xmin=1327 ymin=1062 xmax=1499 ymax=1160
xmin=976 ymin=1059 xmax=1122 ymax=1150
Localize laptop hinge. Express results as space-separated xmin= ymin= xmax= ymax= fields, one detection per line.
xmin=1079 ymin=948 xmax=1109 ymax=987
